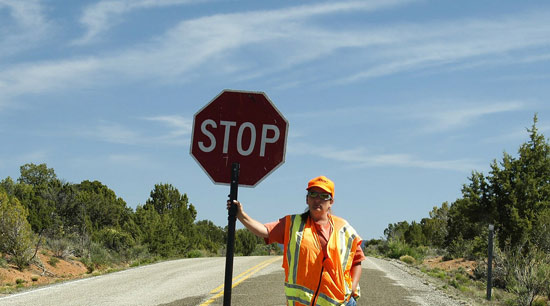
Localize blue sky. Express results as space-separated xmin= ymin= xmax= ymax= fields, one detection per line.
xmin=1 ymin=0 xmax=550 ymax=240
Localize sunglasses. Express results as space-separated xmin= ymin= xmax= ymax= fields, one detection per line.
xmin=307 ymin=191 xmax=332 ymax=200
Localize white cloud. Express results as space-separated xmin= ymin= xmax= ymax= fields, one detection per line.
xmin=288 ymin=101 xmax=525 ymax=133
xmin=82 ymin=116 xmax=193 ymax=146
xmin=95 ymin=122 xmax=142 ymax=145
xmin=0 ymin=58 xmax=102 ymax=101
xmin=0 ymin=0 xmax=413 ymax=104
xmin=108 ymin=153 xmax=147 ymax=164
xmin=143 ymin=115 xmax=192 ymax=136
xmin=0 ymin=0 xmax=53 ymax=58
xmin=143 ymin=115 xmax=193 ymax=144
xmin=415 ymin=101 xmax=526 ymax=132
xmin=2 ymin=2 xmax=550 ymax=108
xmin=73 ymin=0 xmax=204 ymax=45
xmin=14 ymin=149 xmax=50 ymax=166
xmin=338 ymin=11 xmax=550 ymax=84
xmin=290 ymin=143 xmax=480 ymax=172
xmin=483 ymin=123 xmax=550 ymax=144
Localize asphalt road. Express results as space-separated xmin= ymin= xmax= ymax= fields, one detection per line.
xmin=0 ymin=256 xmax=462 ymax=306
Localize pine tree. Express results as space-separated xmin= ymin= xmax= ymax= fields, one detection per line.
xmin=490 ymin=114 xmax=550 ymax=249
xmin=0 ymin=190 xmax=35 ymax=269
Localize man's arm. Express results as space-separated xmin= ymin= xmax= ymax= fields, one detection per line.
xmin=351 ymin=263 xmax=362 ymax=296
xmin=227 ymin=200 xmax=269 ymax=238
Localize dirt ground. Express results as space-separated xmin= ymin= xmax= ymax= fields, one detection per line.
xmin=0 ymin=250 xmax=88 ymax=291
xmin=422 ymin=256 xmax=477 ymax=276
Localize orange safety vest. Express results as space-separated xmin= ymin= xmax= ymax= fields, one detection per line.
xmin=282 ymin=214 xmax=361 ymax=306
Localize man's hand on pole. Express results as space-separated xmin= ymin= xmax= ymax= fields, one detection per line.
xmin=226 ymin=200 xmax=269 ymax=239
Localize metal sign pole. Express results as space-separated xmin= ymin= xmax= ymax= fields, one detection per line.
xmin=487 ymin=224 xmax=494 ymax=301
xmin=223 ymin=162 xmax=240 ymax=306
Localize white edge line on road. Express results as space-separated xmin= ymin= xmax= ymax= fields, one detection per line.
xmin=0 ymin=261 xmax=157 ymax=301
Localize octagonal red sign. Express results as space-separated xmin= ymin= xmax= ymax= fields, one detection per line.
xmin=190 ymin=90 xmax=288 ymax=186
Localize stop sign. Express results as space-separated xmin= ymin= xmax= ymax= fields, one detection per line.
xmin=190 ymin=90 xmax=288 ymax=186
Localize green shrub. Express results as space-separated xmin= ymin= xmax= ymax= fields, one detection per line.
xmin=400 ymin=255 xmax=415 ymax=265
xmin=0 ymin=192 xmax=35 ymax=270
xmin=82 ymin=242 xmax=121 ymax=273
xmin=129 ymin=255 xmax=161 ymax=267
xmin=446 ymin=235 xmax=488 ymax=261
xmin=15 ymin=279 xmax=25 ymax=285
xmin=387 ymin=239 xmax=408 ymax=258
xmin=94 ymin=228 xmax=135 ymax=253
xmin=48 ymin=257 xmax=60 ymax=267
xmin=80 ymin=257 xmax=93 ymax=273
xmin=363 ymin=244 xmax=382 ymax=257
xmin=363 ymin=239 xmax=383 ymax=256
xmin=504 ymin=298 xmax=520 ymax=306
xmin=454 ymin=273 xmax=468 ymax=284
xmin=468 ymin=236 xmax=488 ymax=260
xmin=447 ymin=271 xmax=470 ymax=292
xmin=503 ymin=245 xmax=550 ymax=306
xmin=90 ymin=243 xmax=117 ymax=266
xmin=473 ymin=248 xmax=508 ymax=289
xmin=532 ymin=298 xmax=547 ymax=306
xmin=427 ymin=268 xmax=447 ymax=279
xmin=445 ymin=236 xmax=467 ymax=260
xmin=46 ymin=238 xmax=72 ymax=259
xmin=449 ymin=279 xmax=459 ymax=288
xmin=127 ymin=244 xmax=152 ymax=262
xmin=31 ymin=276 xmax=39 ymax=282
xmin=249 ymin=243 xmax=282 ymax=256
xmin=186 ymin=249 xmax=203 ymax=258
xmin=384 ymin=239 xmax=426 ymax=261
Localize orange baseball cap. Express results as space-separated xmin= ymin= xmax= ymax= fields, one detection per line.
xmin=307 ymin=176 xmax=335 ymax=198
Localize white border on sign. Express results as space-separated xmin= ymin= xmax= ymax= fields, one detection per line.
xmin=189 ymin=89 xmax=289 ymax=187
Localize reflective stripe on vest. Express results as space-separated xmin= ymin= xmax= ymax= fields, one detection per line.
xmin=338 ymin=225 xmax=358 ymax=298
xmin=283 ymin=214 xmax=360 ymax=306
xmin=287 ymin=214 xmax=306 ymax=285
xmin=284 ymin=282 xmax=314 ymax=306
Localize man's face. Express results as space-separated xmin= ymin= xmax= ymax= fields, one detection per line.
xmin=306 ymin=186 xmax=334 ymax=217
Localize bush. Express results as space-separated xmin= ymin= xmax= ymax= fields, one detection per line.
xmin=445 ymin=234 xmax=488 ymax=261
xmin=0 ymin=191 xmax=35 ymax=270
xmin=445 ymin=235 xmax=468 ymax=260
xmin=532 ymin=298 xmax=547 ymax=306
xmin=186 ymin=250 xmax=203 ymax=258
xmin=82 ymin=242 xmax=122 ymax=273
xmin=363 ymin=243 xmax=382 ymax=257
xmin=250 ymin=243 xmax=282 ymax=256
xmin=503 ymin=244 xmax=550 ymax=306
xmin=399 ymin=255 xmax=415 ymax=265
xmin=448 ymin=270 xmax=470 ymax=291
xmin=46 ymin=238 xmax=72 ymax=259
xmin=48 ymin=257 xmax=60 ymax=267
xmin=129 ymin=253 xmax=161 ymax=268
xmin=473 ymin=247 xmax=508 ymax=289
xmin=127 ymin=244 xmax=152 ymax=261
xmin=427 ymin=268 xmax=447 ymax=279
xmin=384 ymin=239 xmax=426 ymax=261
xmin=94 ymin=228 xmax=135 ymax=254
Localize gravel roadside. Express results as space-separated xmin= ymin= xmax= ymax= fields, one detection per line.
xmin=365 ymin=256 xmax=474 ymax=306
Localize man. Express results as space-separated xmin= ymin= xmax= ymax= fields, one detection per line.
xmin=228 ymin=176 xmax=365 ymax=306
